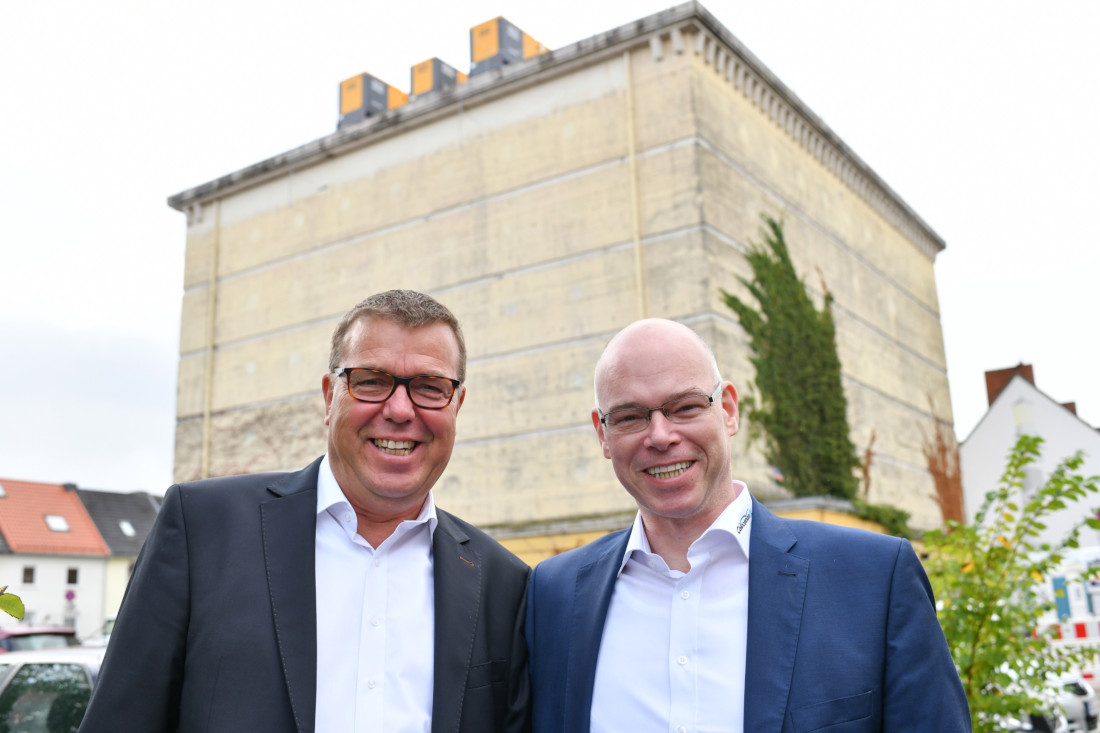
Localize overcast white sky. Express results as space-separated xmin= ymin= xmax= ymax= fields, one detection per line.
xmin=2 ymin=1 xmax=1097 ymax=493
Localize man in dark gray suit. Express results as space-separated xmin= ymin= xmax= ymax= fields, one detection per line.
xmin=80 ymin=290 xmax=531 ymax=733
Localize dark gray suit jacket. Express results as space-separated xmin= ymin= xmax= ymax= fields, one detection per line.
xmin=79 ymin=458 xmax=531 ymax=733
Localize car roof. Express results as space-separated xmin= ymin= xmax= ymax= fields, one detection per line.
xmin=0 ymin=646 xmax=107 ymax=666
xmin=0 ymin=627 xmax=76 ymax=638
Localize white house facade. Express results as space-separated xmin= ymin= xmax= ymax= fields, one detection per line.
xmin=960 ymin=371 xmax=1100 ymax=549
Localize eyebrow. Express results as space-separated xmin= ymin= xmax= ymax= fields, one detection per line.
xmin=603 ymin=387 xmax=708 ymax=413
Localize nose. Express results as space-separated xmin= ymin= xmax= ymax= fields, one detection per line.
xmin=643 ymin=409 xmax=678 ymax=449
xmin=381 ymin=382 xmax=417 ymax=422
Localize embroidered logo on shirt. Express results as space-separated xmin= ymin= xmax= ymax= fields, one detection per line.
xmin=737 ymin=508 xmax=752 ymax=534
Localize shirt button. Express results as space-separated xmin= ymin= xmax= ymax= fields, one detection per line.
xmin=677 ymin=655 xmax=688 ymax=665
xmin=370 ymin=617 xmax=380 ymax=627
xmin=374 ymin=558 xmax=382 ymax=567
xmin=677 ymin=727 xmax=687 ymax=733
xmin=344 ymin=511 xmax=353 ymax=523
xmin=367 ymin=680 xmax=377 ymax=689
xmin=681 ymin=590 xmax=691 ymax=600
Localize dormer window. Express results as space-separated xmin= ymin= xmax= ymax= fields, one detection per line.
xmin=119 ymin=520 xmax=136 ymax=537
xmin=44 ymin=514 xmax=70 ymax=532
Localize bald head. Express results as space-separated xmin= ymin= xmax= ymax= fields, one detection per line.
xmin=594 ymin=319 xmax=722 ymax=408
xmin=589 ymin=318 xmax=741 ymax=557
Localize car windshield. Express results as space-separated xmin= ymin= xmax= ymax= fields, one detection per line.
xmin=0 ymin=662 xmax=92 ymax=732
xmin=2 ymin=635 xmax=78 ymax=652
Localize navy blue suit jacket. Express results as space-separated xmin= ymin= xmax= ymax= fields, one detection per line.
xmin=79 ymin=458 xmax=531 ymax=733
xmin=526 ymin=497 xmax=970 ymax=732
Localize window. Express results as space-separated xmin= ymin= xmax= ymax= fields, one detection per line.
xmin=22 ymin=566 xmax=34 ymax=585
xmin=66 ymin=568 xmax=78 ymax=585
xmin=44 ymin=514 xmax=70 ymax=532
xmin=119 ymin=519 xmax=135 ymax=537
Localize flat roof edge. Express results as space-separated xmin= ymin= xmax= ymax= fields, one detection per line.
xmin=166 ymin=1 xmax=944 ymax=254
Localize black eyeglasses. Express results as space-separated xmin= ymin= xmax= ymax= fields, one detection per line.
xmin=598 ymin=383 xmax=722 ymax=434
xmin=334 ymin=368 xmax=461 ymax=409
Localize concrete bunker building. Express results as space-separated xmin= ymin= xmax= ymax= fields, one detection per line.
xmin=168 ymin=2 xmax=955 ymax=561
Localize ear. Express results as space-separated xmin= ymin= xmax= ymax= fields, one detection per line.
xmin=322 ymin=373 xmax=335 ymax=426
xmin=453 ymin=385 xmax=466 ymax=414
xmin=721 ymin=382 xmax=740 ymax=437
xmin=591 ymin=409 xmax=612 ymax=459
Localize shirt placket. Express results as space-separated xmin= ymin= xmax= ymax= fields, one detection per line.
xmin=668 ymin=557 xmax=705 ymax=733
xmin=360 ymin=548 xmax=387 ymax=732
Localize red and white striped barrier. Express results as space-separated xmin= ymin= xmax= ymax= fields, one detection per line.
xmin=1052 ymin=619 xmax=1100 ymax=641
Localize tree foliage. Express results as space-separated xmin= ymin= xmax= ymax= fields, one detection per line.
xmin=923 ymin=435 xmax=1100 ymax=731
xmin=721 ymin=215 xmax=860 ymax=499
xmin=0 ymin=585 xmax=24 ymax=620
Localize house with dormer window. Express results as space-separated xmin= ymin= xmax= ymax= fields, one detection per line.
xmin=74 ymin=488 xmax=160 ymax=627
xmin=0 ymin=479 xmax=110 ymax=638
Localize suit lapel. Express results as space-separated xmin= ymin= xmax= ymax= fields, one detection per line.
xmin=431 ymin=511 xmax=480 ymax=733
xmin=564 ymin=530 xmax=629 ymax=733
xmin=743 ymin=498 xmax=808 ymax=731
xmin=261 ymin=459 xmax=322 ymax=733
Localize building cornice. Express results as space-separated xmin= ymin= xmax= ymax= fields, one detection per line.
xmin=682 ymin=3 xmax=944 ymax=257
xmin=167 ymin=1 xmax=943 ymax=257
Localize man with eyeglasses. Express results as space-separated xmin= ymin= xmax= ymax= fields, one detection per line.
xmin=525 ymin=318 xmax=969 ymax=733
xmin=80 ymin=290 xmax=531 ymax=733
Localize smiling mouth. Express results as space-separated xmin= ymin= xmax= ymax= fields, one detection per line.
xmin=645 ymin=461 xmax=692 ymax=479
xmin=372 ymin=439 xmax=416 ymax=456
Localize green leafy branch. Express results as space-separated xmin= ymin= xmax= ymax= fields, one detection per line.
xmin=0 ymin=586 xmax=24 ymax=620
xmin=924 ymin=434 xmax=1100 ymax=731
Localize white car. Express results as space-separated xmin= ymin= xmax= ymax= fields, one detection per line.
xmin=79 ymin=617 xmax=114 ymax=648
xmin=1060 ymin=671 xmax=1100 ymax=732
xmin=1004 ymin=711 xmax=1070 ymax=733
xmin=0 ymin=646 xmax=106 ymax=732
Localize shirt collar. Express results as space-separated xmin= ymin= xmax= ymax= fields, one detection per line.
xmin=617 ymin=481 xmax=752 ymax=576
xmin=317 ymin=454 xmax=438 ymax=536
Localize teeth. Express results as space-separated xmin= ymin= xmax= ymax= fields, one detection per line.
xmin=373 ymin=439 xmax=415 ymax=456
xmin=646 ymin=462 xmax=691 ymax=478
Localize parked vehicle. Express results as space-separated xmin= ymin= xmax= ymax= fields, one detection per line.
xmin=78 ymin=618 xmax=114 ymax=648
xmin=1004 ymin=710 xmax=1071 ymax=732
xmin=0 ymin=628 xmax=78 ymax=653
xmin=1060 ymin=671 xmax=1100 ymax=732
xmin=0 ymin=646 xmax=106 ymax=732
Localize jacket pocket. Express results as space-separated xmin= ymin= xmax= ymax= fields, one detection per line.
xmin=790 ymin=690 xmax=873 ymax=732
xmin=466 ymin=659 xmax=507 ymax=689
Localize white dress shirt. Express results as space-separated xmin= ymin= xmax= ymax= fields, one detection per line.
xmin=591 ymin=483 xmax=753 ymax=733
xmin=314 ymin=455 xmax=436 ymax=733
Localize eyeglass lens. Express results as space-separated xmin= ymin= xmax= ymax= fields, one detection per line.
xmin=603 ymin=393 xmax=714 ymax=433
xmin=345 ymin=369 xmax=456 ymax=408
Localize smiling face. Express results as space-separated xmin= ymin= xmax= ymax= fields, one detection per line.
xmin=322 ymin=315 xmax=465 ymax=524
xmin=592 ymin=319 xmax=740 ymax=539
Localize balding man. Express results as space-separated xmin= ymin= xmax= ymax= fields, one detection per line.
xmin=525 ymin=318 xmax=969 ymax=733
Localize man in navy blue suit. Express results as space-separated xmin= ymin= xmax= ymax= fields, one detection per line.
xmin=526 ymin=318 xmax=970 ymax=732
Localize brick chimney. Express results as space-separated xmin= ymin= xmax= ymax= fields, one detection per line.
xmin=985 ymin=363 xmax=1035 ymax=405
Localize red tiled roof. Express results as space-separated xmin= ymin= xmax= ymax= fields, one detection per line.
xmin=0 ymin=479 xmax=109 ymax=556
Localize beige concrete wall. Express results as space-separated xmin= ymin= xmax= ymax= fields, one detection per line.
xmin=173 ymin=27 xmax=954 ymax=531
xmin=685 ymin=34 xmax=952 ymax=526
